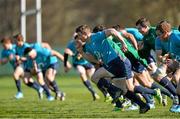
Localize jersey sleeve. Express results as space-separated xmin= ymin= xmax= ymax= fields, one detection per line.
xmin=155 ymin=37 xmax=162 ymax=50
xmin=67 ymin=40 xmax=76 ymax=53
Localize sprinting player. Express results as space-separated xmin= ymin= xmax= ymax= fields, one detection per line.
xmin=155 ymin=21 xmax=180 ymax=112
xmin=114 ymin=24 xmax=174 ymax=102
xmin=24 ymin=43 xmax=70 ymax=101
xmin=0 ymin=37 xmax=24 ymax=99
xmin=92 ymin=25 xmax=162 ymax=109
xmin=136 ymin=18 xmax=157 ymax=73
xmin=64 ymin=35 xmax=100 ymax=101
xmin=75 ymin=25 xmax=150 ymax=113
xmin=14 ymin=33 xmax=71 ymax=100
xmin=0 ymin=37 xmax=43 ymax=99
xmin=135 ymin=18 xmax=175 ymax=105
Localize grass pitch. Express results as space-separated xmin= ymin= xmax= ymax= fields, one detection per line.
xmin=0 ymin=75 xmax=179 ymax=118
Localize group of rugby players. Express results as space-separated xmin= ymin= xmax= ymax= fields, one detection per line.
xmin=0 ymin=17 xmax=180 ymax=114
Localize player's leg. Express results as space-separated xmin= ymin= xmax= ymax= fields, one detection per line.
xmin=170 ymin=63 xmax=180 ymax=112
xmin=45 ymin=66 xmax=65 ymax=101
xmin=13 ymin=65 xmax=24 ymax=99
xmin=76 ymin=65 xmax=99 ymax=100
xmin=23 ymin=71 xmax=43 ymax=99
xmin=85 ymin=64 xmax=100 ymax=100
xmin=37 ymin=72 xmax=54 ymax=101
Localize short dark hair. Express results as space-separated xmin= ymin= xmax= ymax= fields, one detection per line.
xmin=178 ymin=25 xmax=180 ymax=32
xmin=112 ymin=24 xmax=124 ymax=31
xmin=13 ymin=33 xmax=24 ymax=41
xmin=75 ymin=25 xmax=91 ymax=34
xmin=92 ymin=25 xmax=106 ymax=33
xmin=156 ymin=20 xmax=171 ymax=33
xmin=1 ymin=37 xmax=11 ymax=44
xmin=136 ymin=17 xmax=150 ymax=27
xmin=24 ymin=47 xmax=33 ymax=56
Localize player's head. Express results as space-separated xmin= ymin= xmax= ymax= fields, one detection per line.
xmin=75 ymin=25 xmax=91 ymax=42
xmin=178 ymin=25 xmax=180 ymax=31
xmin=0 ymin=37 xmax=12 ymax=50
xmin=156 ymin=20 xmax=171 ymax=40
xmin=13 ymin=33 xmax=24 ymax=46
xmin=112 ymin=24 xmax=125 ymax=32
xmin=92 ymin=24 xmax=106 ymax=33
xmin=136 ymin=17 xmax=150 ymax=34
xmin=24 ymin=47 xmax=37 ymax=59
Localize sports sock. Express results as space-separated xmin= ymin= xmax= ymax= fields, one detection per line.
xmin=15 ymin=80 xmax=21 ymax=92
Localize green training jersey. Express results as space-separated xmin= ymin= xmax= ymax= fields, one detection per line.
xmin=106 ymin=36 xmax=126 ymax=60
xmin=112 ymin=34 xmax=148 ymax=68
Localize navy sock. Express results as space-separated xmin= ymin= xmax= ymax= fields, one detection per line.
xmin=15 ymin=80 xmax=21 ymax=92
xmin=97 ymin=78 xmax=121 ymax=99
xmin=134 ymin=85 xmax=156 ymax=95
xmin=115 ymin=100 xmax=123 ymax=108
xmin=178 ymin=95 xmax=180 ymax=105
xmin=142 ymin=94 xmax=152 ymax=104
xmin=96 ymin=83 xmax=108 ymax=97
xmin=151 ymin=82 xmax=173 ymax=98
xmin=159 ymin=77 xmax=177 ymax=96
xmin=42 ymin=84 xmax=51 ymax=97
xmin=50 ymin=81 xmax=60 ymax=93
xmin=27 ymin=81 xmax=40 ymax=91
xmin=83 ymin=80 xmax=95 ymax=94
xmin=125 ymin=91 xmax=146 ymax=108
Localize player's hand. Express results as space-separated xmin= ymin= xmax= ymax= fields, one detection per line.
xmin=9 ymin=54 xmax=14 ymax=60
xmin=121 ymin=43 xmax=128 ymax=52
xmin=138 ymin=41 xmax=144 ymax=50
xmin=147 ymin=66 xmax=153 ymax=72
xmin=64 ymin=62 xmax=72 ymax=73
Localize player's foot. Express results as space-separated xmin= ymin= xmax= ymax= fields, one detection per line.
xmin=147 ymin=103 xmax=155 ymax=109
xmin=112 ymin=90 xmax=122 ymax=104
xmin=173 ymin=96 xmax=179 ymax=105
xmin=38 ymin=87 xmax=43 ymax=99
xmin=154 ymin=88 xmax=162 ymax=104
xmin=139 ymin=104 xmax=150 ymax=114
xmin=47 ymin=96 xmax=54 ymax=101
xmin=173 ymin=105 xmax=180 ymax=113
xmin=162 ymin=95 xmax=168 ymax=106
xmin=15 ymin=92 xmax=23 ymax=99
xmin=55 ymin=92 xmax=66 ymax=101
xmin=93 ymin=93 xmax=100 ymax=101
xmin=122 ymin=99 xmax=131 ymax=107
xmin=125 ymin=104 xmax=139 ymax=111
xmin=170 ymin=104 xmax=179 ymax=113
xmin=104 ymin=94 xmax=112 ymax=102
xmin=60 ymin=92 xmax=66 ymax=101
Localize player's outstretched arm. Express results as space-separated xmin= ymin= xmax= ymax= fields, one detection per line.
xmin=105 ymin=28 xmax=127 ymax=52
xmin=51 ymin=49 xmax=72 ymax=70
xmin=122 ymin=31 xmax=138 ymax=50
xmin=64 ymin=48 xmax=73 ymax=72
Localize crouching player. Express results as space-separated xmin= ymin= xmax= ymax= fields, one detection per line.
xmin=24 ymin=43 xmax=69 ymax=101
xmin=64 ymin=35 xmax=100 ymax=101
xmin=155 ymin=21 xmax=180 ymax=112
xmin=0 ymin=37 xmax=43 ymax=99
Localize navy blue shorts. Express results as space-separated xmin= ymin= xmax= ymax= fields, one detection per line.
xmin=131 ymin=61 xmax=146 ymax=73
xmin=73 ymin=63 xmax=94 ymax=70
xmin=47 ymin=62 xmax=59 ymax=70
xmin=146 ymin=54 xmax=156 ymax=64
xmin=103 ymin=57 xmax=133 ymax=79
